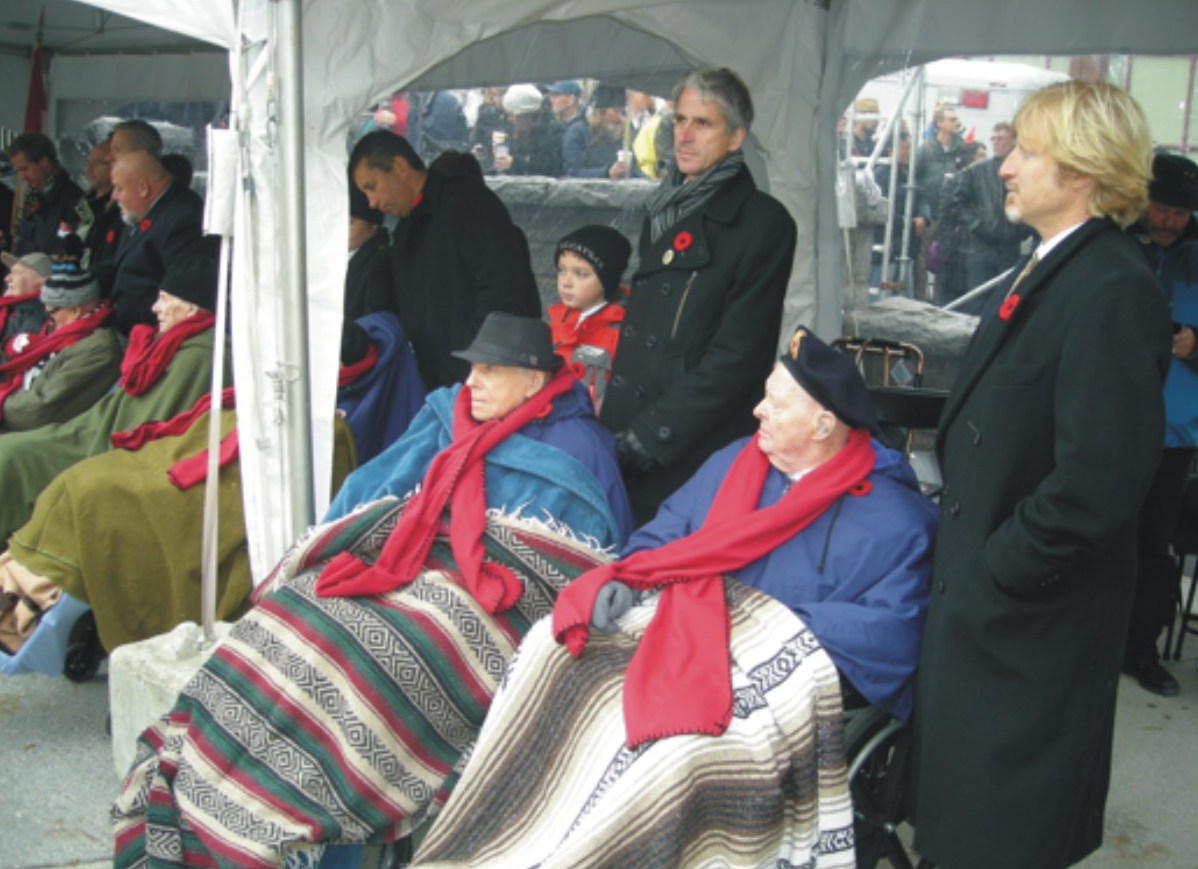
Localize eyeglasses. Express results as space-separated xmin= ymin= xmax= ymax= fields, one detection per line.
xmin=44 ymin=306 xmax=61 ymax=316
xmin=86 ymin=160 xmax=111 ymax=168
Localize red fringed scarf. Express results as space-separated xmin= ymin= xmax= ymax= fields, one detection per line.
xmin=118 ymin=313 xmax=216 ymax=396
xmin=553 ymin=427 xmax=875 ymax=748
xmin=0 ymin=302 xmax=114 ymax=424
xmin=315 ymin=368 xmax=576 ymax=612
xmin=338 ymin=343 xmax=378 ymax=387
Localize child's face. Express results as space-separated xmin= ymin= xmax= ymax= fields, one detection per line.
xmin=556 ymin=251 xmax=606 ymax=310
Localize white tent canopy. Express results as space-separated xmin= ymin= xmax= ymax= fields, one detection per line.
xmin=35 ymin=0 xmax=1198 ymax=581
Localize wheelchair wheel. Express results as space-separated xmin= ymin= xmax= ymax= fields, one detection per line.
xmin=843 ymin=706 xmax=930 ymax=869
xmin=62 ymin=610 xmax=106 ymax=683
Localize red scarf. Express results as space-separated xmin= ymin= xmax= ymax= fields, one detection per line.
xmin=0 ymin=303 xmax=114 ymax=423
xmin=168 ymin=428 xmax=239 ymax=490
xmin=111 ymin=387 xmax=235 ymax=451
xmin=553 ymin=428 xmax=875 ymax=748
xmin=338 ymin=343 xmax=378 ymax=387
xmin=315 ymin=368 xmax=576 ymax=612
xmin=118 ymin=313 xmax=216 ymax=396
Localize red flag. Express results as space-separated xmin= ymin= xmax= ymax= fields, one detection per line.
xmin=23 ymin=41 xmax=46 ymax=133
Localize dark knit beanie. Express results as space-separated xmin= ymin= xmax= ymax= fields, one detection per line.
xmin=161 ymin=255 xmax=218 ymax=312
xmin=555 ymin=225 xmax=632 ymax=301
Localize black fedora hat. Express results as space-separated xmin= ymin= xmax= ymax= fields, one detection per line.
xmin=452 ymin=312 xmax=561 ymax=372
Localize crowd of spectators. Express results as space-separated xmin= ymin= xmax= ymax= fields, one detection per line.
xmin=357 ymin=82 xmax=676 ymax=180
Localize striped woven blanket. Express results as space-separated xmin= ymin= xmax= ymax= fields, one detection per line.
xmin=112 ymin=501 xmax=611 ymax=869
xmin=412 ymin=580 xmax=856 ymax=869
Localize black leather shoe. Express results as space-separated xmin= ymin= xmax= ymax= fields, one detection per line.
xmin=1122 ymin=658 xmax=1180 ymax=697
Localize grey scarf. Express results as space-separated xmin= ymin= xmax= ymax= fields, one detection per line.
xmin=645 ymin=150 xmax=745 ymax=244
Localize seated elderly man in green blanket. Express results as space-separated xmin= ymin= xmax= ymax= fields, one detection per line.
xmin=111 ymin=313 xmax=631 ymax=869
xmin=0 ymin=254 xmax=223 ymax=545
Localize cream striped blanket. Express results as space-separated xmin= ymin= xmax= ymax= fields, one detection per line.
xmin=412 ymin=579 xmax=856 ymax=869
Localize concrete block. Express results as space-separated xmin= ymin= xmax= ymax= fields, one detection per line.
xmin=108 ymin=620 xmax=233 ymax=777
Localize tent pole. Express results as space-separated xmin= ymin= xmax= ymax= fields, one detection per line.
xmin=275 ymin=0 xmax=316 ymax=536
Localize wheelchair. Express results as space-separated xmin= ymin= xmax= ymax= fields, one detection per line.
xmin=843 ymin=693 xmax=932 ymax=869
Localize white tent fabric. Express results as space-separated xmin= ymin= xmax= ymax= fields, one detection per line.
xmin=67 ymin=0 xmax=1198 ymax=584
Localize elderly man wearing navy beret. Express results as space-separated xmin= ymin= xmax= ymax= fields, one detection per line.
xmin=580 ymin=324 xmax=938 ymax=723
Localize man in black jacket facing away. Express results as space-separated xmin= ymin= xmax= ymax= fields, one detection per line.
xmin=350 ymin=131 xmax=541 ymax=390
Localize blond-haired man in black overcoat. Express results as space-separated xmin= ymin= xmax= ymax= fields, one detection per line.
xmin=912 ymin=81 xmax=1172 ymax=869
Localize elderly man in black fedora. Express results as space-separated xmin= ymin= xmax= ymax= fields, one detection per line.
xmin=1122 ymin=152 xmax=1198 ymax=696
xmin=111 ymin=313 xmax=632 ymax=869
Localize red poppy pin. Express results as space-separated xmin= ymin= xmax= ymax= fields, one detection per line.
xmin=672 ymin=231 xmax=693 ymax=253
xmin=105 ymin=230 xmax=115 ymax=244
xmin=849 ymin=480 xmax=872 ymax=497
xmin=998 ymin=294 xmax=1020 ymax=321
xmin=139 ymin=219 xmax=152 ymax=233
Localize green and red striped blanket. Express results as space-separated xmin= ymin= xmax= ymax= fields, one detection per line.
xmin=112 ymin=501 xmax=611 ymax=869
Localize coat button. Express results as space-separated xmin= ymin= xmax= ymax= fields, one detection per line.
xmin=949 ymin=503 xmax=961 ymax=516
xmin=634 ymin=387 xmax=645 ymax=399
xmin=645 ymin=336 xmax=657 ymax=348
xmin=611 ymin=375 xmax=625 ymax=387
xmin=659 ymin=282 xmax=672 ymax=295
xmin=657 ymin=426 xmax=672 ymax=441
xmin=636 ymin=277 xmax=647 ymax=287
xmin=623 ymin=324 xmax=636 ymax=338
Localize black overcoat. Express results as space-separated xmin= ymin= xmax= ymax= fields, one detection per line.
xmin=912 ymin=218 xmax=1171 ymax=869
xmin=599 ymin=166 xmax=797 ymax=519
xmin=97 ymin=181 xmax=205 ymax=334
xmin=389 ymin=169 xmax=540 ymax=390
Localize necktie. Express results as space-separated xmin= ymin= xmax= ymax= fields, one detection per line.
xmin=1005 ymin=252 xmax=1039 ymax=299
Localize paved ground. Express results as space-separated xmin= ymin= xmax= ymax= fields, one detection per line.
xmin=2 ymin=645 xmax=1197 ymax=869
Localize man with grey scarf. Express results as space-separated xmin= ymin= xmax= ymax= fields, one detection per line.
xmin=599 ymin=67 xmax=798 ymax=524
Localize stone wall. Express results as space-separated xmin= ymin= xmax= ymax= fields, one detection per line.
xmin=488 ymin=175 xmax=653 ymax=310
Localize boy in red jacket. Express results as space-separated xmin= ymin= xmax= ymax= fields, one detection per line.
xmin=548 ymin=225 xmax=631 ymax=411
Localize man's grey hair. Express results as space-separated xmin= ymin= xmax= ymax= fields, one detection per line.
xmin=671 ymin=67 xmax=754 ymax=134
xmin=110 ymin=119 xmax=163 ymax=157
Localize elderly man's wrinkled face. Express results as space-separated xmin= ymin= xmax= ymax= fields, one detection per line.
xmin=1144 ymin=200 xmax=1192 ymax=249
xmin=753 ymin=363 xmax=832 ymax=474
xmin=465 ymin=364 xmax=547 ymax=422
xmin=673 ymin=87 xmax=746 ymax=182
xmin=5 ymin=264 xmax=43 ymax=298
xmin=152 ymin=290 xmax=197 ymax=334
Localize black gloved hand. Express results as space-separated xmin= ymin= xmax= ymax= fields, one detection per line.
xmin=615 ymin=428 xmax=656 ymax=474
xmin=591 ymin=581 xmax=635 ymax=633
